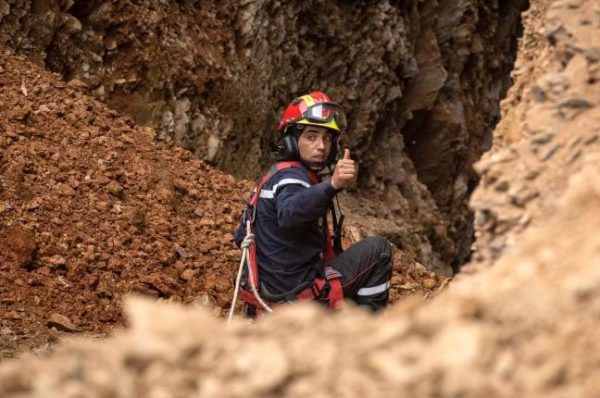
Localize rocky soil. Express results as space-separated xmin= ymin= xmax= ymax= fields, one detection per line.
xmin=0 ymin=0 xmax=529 ymax=275
xmin=469 ymin=0 xmax=600 ymax=269
xmin=0 ymin=46 xmax=441 ymax=359
xmin=0 ymin=0 xmax=599 ymax=396
xmin=0 ymin=45 xmax=247 ymax=356
xmin=1 ymin=168 xmax=599 ymax=396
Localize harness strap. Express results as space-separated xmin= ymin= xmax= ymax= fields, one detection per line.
xmin=322 ymin=215 xmax=335 ymax=263
xmin=241 ymin=161 xmax=342 ymax=313
xmin=241 ymin=266 xmax=343 ymax=311
xmin=321 ymin=266 xmax=344 ymax=310
xmin=246 ymin=162 xmax=312 ymax=289
xmin=249 ymin=161 xmax=309 ymax=206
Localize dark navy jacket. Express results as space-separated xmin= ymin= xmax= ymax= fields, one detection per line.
xmin=234 ymin=163 xmax=337 ymax=295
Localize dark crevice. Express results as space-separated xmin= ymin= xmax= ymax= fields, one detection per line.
xmin=400 ymin=0 xmax=530 ymax=273
xmin=68 ymin=1 xmax=98 ymax=20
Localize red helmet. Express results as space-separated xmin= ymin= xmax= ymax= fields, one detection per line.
xmin=278 ymin=91 xmax=347 ymax=134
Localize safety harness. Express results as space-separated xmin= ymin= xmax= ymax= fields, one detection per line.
xmin=229 ymin=161 xmax=344 ymax=321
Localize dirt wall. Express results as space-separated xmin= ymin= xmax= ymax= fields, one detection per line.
xmin=0 ymin=0 xmax=529 ymax=274
xmin=0 ymin=0 xmax=599 ymax=395
xmin=469 ymin=0 xmax=600 ymax=269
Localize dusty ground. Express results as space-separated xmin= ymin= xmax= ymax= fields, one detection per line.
xmin=0 ymin=46 xmax=441 ymax=360
xmin=0 ymin=0 xmax=599 ymax=395
xmin=0 ymin=165 xmax=598 ymax=397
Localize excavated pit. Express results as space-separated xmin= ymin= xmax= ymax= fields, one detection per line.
xmin=1 ymin=0 xmax=600 ymax=395
xmin=0 ymin=0 xmax=533 ymax=359
xmin=0 ymin=0 xmax=529 ymax=276
xmin=0 ymin=48 xmax=441 ymax=359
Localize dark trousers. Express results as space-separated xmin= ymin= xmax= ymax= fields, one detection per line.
xmin=330 ymin=236 xmax=393 ymax=311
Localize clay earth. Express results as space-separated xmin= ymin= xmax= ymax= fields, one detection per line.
xmin=0 ymin=0 xmax=599 ymax=396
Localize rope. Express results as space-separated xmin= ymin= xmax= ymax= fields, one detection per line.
xmin=240 ymin=233 xmax=254 ymax=250
xmin=227 ymin=237 xmax=249 ymax=323
xmin=227 ymin=220 xmax=272 ymax=323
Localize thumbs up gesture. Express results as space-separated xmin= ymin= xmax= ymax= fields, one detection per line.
xmin=331 ymin=148 xmax=356 ymax=190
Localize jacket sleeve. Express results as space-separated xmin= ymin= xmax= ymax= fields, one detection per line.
xmin=274 ymin=172 xmax=337 ymax=229
xmin=234 ymin=221 xmax=246 ymax=248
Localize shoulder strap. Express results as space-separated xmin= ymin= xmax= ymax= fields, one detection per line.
xmin=245 ymin=161 xmax=307 ymax=289
xmin=249 ymin=161 xmax=317 ymax=206
xmin=245 ymin=162 xmax=334 ymax=292
xmin=274 ymin=161 xmax=319 ymax=184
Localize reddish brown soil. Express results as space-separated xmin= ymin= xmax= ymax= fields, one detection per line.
xmin=1 ymin=0 xmax=599 ymax=395
xmin=0 ymin=45 xmax=251 ymax=357
xmin=0 ymin=46 xmax=442 ymax=359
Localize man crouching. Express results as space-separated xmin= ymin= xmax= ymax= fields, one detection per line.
xmin=234 ymin=91 xmax=393 ymax=315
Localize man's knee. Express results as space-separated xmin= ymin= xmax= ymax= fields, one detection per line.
xmin=362 ymin=236 xmax=393 ymax=263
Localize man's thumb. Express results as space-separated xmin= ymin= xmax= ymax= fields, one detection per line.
xmin=343 ymin=148 xmax=351 ymax=160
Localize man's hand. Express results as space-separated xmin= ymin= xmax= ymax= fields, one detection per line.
xmin=331 ymin=149 xmax=356 ymax=190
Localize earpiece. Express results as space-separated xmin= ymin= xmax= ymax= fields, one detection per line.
xmin=278 ymin=133 xmax=299 ymax=161
xmin=276 ymin=123 xmax=301 ymax=161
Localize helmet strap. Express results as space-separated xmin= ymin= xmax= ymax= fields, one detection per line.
xmin=302 ymin=160 xmax=327 ymax=172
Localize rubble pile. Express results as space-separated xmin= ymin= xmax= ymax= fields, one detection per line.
xmin=470 ymin=0 xmax=600 ymax=269
xmin=0 ymin=46 xmax=440 ymax=358
xmin=1 ymin=163 xmax=599 ymax=396
xmin=0 ymin=46 xmax=251 ymax=355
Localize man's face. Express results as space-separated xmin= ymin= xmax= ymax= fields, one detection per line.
xmin=297 ymin=125 xmax=335 ymax=164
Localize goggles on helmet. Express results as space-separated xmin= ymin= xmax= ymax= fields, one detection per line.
xmin=293 ymin=102 xmax=347 ymax=132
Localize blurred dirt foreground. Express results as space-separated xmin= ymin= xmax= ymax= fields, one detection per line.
xmin=1 ymin=163 xmax=599 ymax=397
xmin=1 ymin=0 xmax=600 ymax=396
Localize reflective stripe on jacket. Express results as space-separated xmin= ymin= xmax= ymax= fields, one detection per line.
xmin=234 ymin=164 xmax=337 ymax=295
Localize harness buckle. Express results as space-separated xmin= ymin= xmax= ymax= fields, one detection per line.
xmin=323 ymin=266 xmax=342 ymax=281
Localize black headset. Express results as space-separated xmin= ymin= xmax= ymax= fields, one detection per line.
xmin=276 ymin=124 xmax=339 ymax=166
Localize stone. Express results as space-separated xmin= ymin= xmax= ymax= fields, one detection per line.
xmin=193 ymin=294 xmax=217 ymax=309
xmin=36 ymin=104 xmax=51 ymax=113
xmin=175 ymin=246 xmax=191 ymax=258
xmin=46 ymin=255 xmax=67 ymax=270
xmin=558 ymin=98 xmax=593 ymax=109
xmin=24 ymin=199 xmax=40 ymax=210
xmin=530 ymin=85 xmax=547 ymax=102
xmin=531 ymin=133 xmax=554 ymax=145
xmin=179 ymin=268 xmax=196 ymax=282
xmin=47 ymin=313 xmax=78 ymax=332
xmin=60 ymin=184 xmax=76 ymax=196
xmin=0 ymin=0 xmax=9 ymax=19
xmin=106 ymin=180 xmax=124 ymax=199
xmin=583 ymin=47 xmax=600 ymax=63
